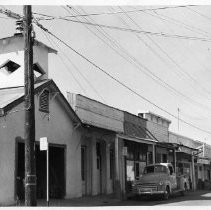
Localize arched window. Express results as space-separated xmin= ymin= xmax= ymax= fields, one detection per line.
xmin=39 ymin=89 xmax=50 ymax=113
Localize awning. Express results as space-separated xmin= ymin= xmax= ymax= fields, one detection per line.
xmin=117 ymin=133 xmax=157 ymax=145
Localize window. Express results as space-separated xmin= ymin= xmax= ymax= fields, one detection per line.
xmin=96 ymin=142 xmax=101 ymax=170
xmin=39 ymin=89 xmax=50 ymax=113
xmin=144 ymin=165 xmax=168 ymax=174
xmin=208 ymin=170 xmax=210 ymax=181
xmin=0 ymin=59 xmax=20 ymax=75
xmin=147 ymin=152 xmax=153 ymax=165
xmin=33 ymin=63 xmax=45 ymax=80
xmin=110 ymin=149 xmax=114 ymax=179
xmin=156 ymin=153 xmax=162 ymax=163
xmin=162 ymin=154 xmax=167 ymax=163
xmin=135 ymin=162 xmax=140 ymax=179
xmin=169 ymin=166 xmax=174 ymax=175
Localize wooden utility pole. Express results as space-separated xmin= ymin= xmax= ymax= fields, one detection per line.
xmin=24 ymin=5 xmax=37 ymax=206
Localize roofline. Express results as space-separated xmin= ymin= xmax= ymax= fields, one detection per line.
xmin=0 ymin=85 xmax=23 ymax=91
xmin=82 ymin=123 xmax=117 ymax=134
xmin=69 ymin=93 xmax=148 ymax=120
xmin=72 ymin=93 xmax=125 ymax=113
xmin=0 ymin=34 xmax=57 ymax=54
xmin=1 ymin=79 xmax=81 ymax=124
xmin=124 ymin=110 xmax=147 ymax=121
xmin=139 ymin=111 xmax=171 ymax=123
xmin=117 ymin=133 xmax=157 ymax=145
xmin=169 ymin=131 xmax=201 ymax=144
xmin=34 ymin=40 xmax=57 ymax=54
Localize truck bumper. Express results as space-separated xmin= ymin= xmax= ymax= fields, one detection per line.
xmin=138 ymin=190 xmax=165 ymax=195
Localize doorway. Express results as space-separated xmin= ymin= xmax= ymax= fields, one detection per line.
xmin=16 ymin=142 xmax=65 ymax=200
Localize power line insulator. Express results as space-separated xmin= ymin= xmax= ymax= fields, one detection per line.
xmin=14 ymin=18 xmax=24 ymax=35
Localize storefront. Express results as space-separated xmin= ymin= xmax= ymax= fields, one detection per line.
xmin=124 ymin=140 xmax=148 ymax=192
xmin=122 ymin=112 xmax=157 ymax=194
xmin=196 ymin=158 xmax=211 ymax=189
xmin=175 ymin=145 xmax=197 ymax=190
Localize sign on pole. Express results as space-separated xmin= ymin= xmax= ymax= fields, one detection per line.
xmin=40 ymin=137 xmax=48 ymax=151
xmin=40 ymin=137 xmax=49 ymax=206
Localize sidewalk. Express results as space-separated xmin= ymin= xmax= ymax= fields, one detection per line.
xmin=18 ymin=194 xmax=122 ymax=207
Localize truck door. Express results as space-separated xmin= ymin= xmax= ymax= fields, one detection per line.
xmin=169 ymin=165 xmax=177 ymax=190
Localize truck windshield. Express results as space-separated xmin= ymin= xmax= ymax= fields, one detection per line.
xmin=144 ymin=165 xmax=167 ymax=174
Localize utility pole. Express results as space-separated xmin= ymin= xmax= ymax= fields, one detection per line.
xmin=24 ymin=5 xmax=37 ymax=206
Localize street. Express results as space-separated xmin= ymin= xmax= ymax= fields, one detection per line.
xmin=18 ymin=190 xmax=211 ymax=207
xmin=115 ymin=190 xmax=211 ymax=206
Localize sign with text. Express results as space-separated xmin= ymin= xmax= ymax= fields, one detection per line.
xmin=197 ymin=158 xmax=210 ymax=165
xmin=40 ymin=137 xmax=48 ymax=151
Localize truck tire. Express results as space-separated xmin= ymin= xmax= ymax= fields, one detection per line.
xmin=163 ymin=186 xmax=170 ymax=200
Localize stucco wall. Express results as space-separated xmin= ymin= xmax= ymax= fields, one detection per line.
xmin=0 ymin=37 xmax=49 ymax=88
xmin=0 ymin=87 xmax=81 ymax=204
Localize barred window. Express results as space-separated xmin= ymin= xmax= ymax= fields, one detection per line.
xmin=39 ymin=89 xmax=49 ymax=113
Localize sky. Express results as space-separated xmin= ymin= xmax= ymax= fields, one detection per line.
xmin=1 ymin=4 xmax=211 ymax=144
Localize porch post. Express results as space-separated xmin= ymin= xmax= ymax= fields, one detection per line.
xmin=152 ymin=144 xmax=156 ymax=164
xmin=174 ymin=148 xmax=177 ymax=172
xmin=191 ymin=152 xmax=196 ymax=191
xmin=114 ymin=135 xmax=121 ymax=199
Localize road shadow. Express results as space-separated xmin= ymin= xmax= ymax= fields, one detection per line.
xmin=114 ymin=190 xmax=211 ymax=206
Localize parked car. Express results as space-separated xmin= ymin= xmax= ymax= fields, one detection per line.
xmin=133 ymin=163 xmax=190 ymax=200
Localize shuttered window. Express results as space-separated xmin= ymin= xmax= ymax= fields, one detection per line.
xmin=39 ymin=89 xmax=49 ymax=113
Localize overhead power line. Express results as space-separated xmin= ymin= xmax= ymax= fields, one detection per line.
xmin=35 ymin=15 xmax=211 ymax=42
xmin=35 ymin=20 xmax=211 ymax=136
xmin=38 ymin=5 xmax=197 ymax=18
xmin=140 ymin=9 xmax=211 ymax=98
xmin=42 ymin=27 xmax=107 ymax=103
xmin=186 ymin=7 xmax=211 ymax=21
xmin=0 ymin=7 xmax=22 ymax=19
xmin=73 ymin=6 xmax=188 ymax=104
xmin=73 ymin=6 xmax=211 ymax=112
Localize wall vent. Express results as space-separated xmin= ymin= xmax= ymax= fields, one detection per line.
xmin=39 ymin=89 xmax=50 ymax=113
xmin=0 ymin=59 xmax=20 ymax=75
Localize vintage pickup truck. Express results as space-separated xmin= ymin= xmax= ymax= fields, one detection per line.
xmin=133 ymin=163 xmax=190 ymax=200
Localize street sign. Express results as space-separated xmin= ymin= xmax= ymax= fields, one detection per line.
xmin=40 ymin=137 xmax=48 ymax=151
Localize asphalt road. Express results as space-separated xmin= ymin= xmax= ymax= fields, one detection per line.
xmin=114 ymin=190 xmax=211 ymax=206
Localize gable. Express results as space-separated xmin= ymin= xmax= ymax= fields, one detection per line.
xmin=0 ymin=80 xmax=81 ymax=124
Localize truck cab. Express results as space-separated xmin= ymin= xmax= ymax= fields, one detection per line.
xmin=133 ymin=163 xmax=189 ymax=200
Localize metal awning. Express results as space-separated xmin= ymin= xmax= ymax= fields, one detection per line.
xmin=117 ymin=133 xmax=157 ymax=145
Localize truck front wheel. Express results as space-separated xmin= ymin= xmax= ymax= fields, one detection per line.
xmin=163 ymin=186 xmax=170 ymax=200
